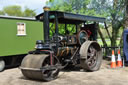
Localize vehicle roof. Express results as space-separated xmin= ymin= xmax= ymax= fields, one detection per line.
xmin=36 ymin=11 xmax=106 ymax=24
xmin=0 ymin=15 xmax=36 ymax=21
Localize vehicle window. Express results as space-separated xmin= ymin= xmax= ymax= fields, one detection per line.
xmin=17 ymin=23 xmax=26 ymax=36
xmin=49 ymin=23 xmax=77 ymax=37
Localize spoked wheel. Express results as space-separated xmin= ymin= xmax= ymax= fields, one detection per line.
xmin=20 ymin=54 xmax=60 ymax=81
xmin=80 ymin=41 xmax=102 ymax=71
xmin=41 ymin=56 xmax=60 ymax=81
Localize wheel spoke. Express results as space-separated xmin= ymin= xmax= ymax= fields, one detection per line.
xmin=87 ymin=56 xmax=93 ymax=62
xmin=83 ymin=42 xmax=98 ymax=68
xmin=80 ymin=41 xmax=102 ymax=71
xmin=87 ymin=46 xmax=96 ymax=63
xmin=41 ymin=56 xmax=60 ymax=81
xmin=87 ymin=53 xmax=92 ymax=56
xmin=89 ymin=46 xmax=96 ymax=54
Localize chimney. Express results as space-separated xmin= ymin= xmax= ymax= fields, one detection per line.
xmin=43 ymin=6 xmax=50 ymax=43
xmin=43 ymin=6 xmax=50 ymax=11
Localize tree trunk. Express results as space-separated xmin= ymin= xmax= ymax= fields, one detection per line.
xmin=97 ymin=25 xmax=107 ymax=47
xmin=125 ymin=0 xmax=128 ymax=28
xmin=111 ymin=24 xmax=120 ymax=47
xmin=111 ymin=27 xmax=117 ymax=46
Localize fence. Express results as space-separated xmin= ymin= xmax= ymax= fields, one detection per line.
xmin=101 ymin=46 xmax=123 ymax=58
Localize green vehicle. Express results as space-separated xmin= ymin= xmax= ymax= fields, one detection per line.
xmin=0 ymin=16 xmax=43 ymax=71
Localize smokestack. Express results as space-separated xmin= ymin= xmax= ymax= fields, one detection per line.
xmin=43 ymin=6 xmax=50 ymax=43
xmin=43 ymin=6 xmax=50 ymax=11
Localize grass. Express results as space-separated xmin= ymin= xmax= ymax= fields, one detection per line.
xmin=97 ymin=39 xmax=120 ymax=46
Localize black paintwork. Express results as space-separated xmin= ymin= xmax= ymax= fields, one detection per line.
xmin=36 ymin=11 xmax=106 ymax=24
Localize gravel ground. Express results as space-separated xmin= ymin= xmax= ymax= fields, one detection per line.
xmin=0 ymin=60 xmax=128 ymax=85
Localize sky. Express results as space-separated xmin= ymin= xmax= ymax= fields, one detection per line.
xmin=0 ymin=0 xmax=48 ymax=14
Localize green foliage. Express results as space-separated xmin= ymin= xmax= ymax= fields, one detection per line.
xmin=3 ymin=5 xmax=23 ymax=16
xmin=90 ymin=0 xmax=125 ymax=46
xmin=47 ymin=0 xmax=109 ymax=17
xmin=0 ymin=10 xmax=5 ymax=15
xmin=23 ymin=7 xmax=36 ymax=17
xmin=0 ymin=5 xmax=36 ymax=17
xmin=48 ymin=0 xmax=90 ymax=13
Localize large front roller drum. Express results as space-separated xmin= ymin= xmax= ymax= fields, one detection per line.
xmin=20 ymin=54 xmax=60 ymax=81
xmin=80 ymin=41 xmax=102 ymax=71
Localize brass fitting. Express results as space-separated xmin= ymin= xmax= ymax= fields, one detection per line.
xmin=43 ymin=6 xmax=50 ymax=11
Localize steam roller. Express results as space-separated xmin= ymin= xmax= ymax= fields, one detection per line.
xmin=19 ymin=6 xmax=105 ymax=81
xmin=20 ymin=54 xmax=60 ymax=81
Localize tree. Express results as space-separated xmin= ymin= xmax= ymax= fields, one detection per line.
xmin=0 ymin=5 xmax=36 ymax=17
xmin=23 ymin=7 xmax=36 ymax=17
xmin=89 ymin=0 xmax=110 ymax=17
xmin=0 ymin=10 xmax=5 ymax=15
xmin=89 ymin=0 xmax=125 ymax=46
xmin=3 ymin=5 xmax=23 ymax=16
xmin=110 ymin=0 xmax=125 ymax=46
xmin=48 ymin=0 xmax=90 ymax=14
xmin=125 ymin=0 xmax=128 ymax=28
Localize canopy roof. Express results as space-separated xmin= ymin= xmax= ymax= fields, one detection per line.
xmin=36 ymin=11 xmax=106 ymax=24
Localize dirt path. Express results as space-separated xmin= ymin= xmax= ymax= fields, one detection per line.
xmin=0 ymin=60 xmax=128 ymax=85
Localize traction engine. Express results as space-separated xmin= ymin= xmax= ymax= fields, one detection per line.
xmin=20 ymin=7 xmax=105 ymax=81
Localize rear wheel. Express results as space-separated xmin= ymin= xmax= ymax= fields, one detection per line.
xmin=80 ymin=41 xmax=102 ymax=71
